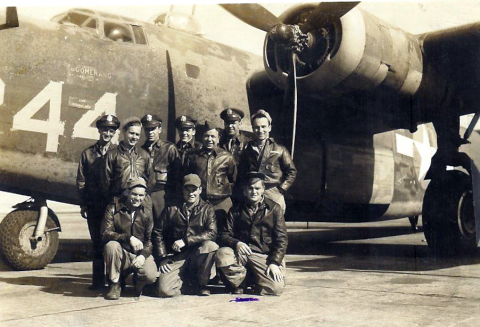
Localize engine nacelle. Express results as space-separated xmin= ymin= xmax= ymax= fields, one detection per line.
xmin=264 ymin=5 xmax=423 ymax=97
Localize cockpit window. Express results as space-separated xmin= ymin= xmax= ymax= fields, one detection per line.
xmin=132 ymin=25 xmax=148 ymax=45
xmin=104 ymin=21 xmax=134 ymax=43
xmin=59 ymin=12 xmax=90 ymax=27
xmin=84 ymin=18 xmax=98 ymax=29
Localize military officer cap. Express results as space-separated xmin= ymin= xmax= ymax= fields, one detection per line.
xmin=141 ymin=114 xmax=162 ymax=128
xmin=245 ymin=171 xmax=266 ymax=181
xmin=220 ymin=108 xmax=245 ymax=122
xmin=96 ymin=114 xmax=120 ymax=130
xmin=251 ymin=109 xmax=272 ymax=125
xmin=183 ymin=174 xmax=202 ymax=188
xmin=204 ymin=120 xmax=220 ymax=133
xmin=175 ymin=115 xmax=197 ymax=129
xmin=127 ymin=177 xmax=147 ymax=190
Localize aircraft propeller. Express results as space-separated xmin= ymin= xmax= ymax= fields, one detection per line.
xmin=221 ymin=2 xmax=359 ymax=158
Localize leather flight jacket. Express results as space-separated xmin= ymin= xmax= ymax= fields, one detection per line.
xmin=218 ymin=197 xmax=288 ymax=265
xmin=142 ymin=139 xmax=180 ymax=193
xmin=239 ymin=138 xmax=297 ymax=193
xmin=184 ymin=147 xmax=237 ymax=201
xmin=77 ymin=141 xmax=116 ymax=208
xmin=219 ymin=131 xmax=251 ymax=165
xmin=176 ymin=139 xmax=202 ymax=163
xmin=152 ymin=198 xmax=217 ymax=258
xmin=101 ymin=196 xmax=154 ymax=258
xmin=101 ymin=141 xmax=151 ymax=199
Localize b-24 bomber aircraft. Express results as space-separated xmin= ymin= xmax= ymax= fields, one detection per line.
xmin=0 ymin=3 xmax=479 ymax=270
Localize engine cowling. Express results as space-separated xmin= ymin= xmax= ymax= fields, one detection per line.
xmin=264 ymin=4 xmax=424 ymax=97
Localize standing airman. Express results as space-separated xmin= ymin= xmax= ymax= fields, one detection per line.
xmin=141 ymin=114 xmax=180 ymax=220
xmin=184 ymin=121 xmax=237 ymax=226
xmin=219 ymin=108 xmax=251 ymax=165
xmin=175 ymin=115 xmax=202 ymax=163
xmin=238 ymin=110 xmax=297 ymax=213
xmin=76 ymin=114 xmax=120 ymax=290
xmin=101 ymin=117 xmax=151 ymax=202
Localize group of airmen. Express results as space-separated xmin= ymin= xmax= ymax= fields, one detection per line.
xmin=76 ymin=108 xmax=297 ymax=300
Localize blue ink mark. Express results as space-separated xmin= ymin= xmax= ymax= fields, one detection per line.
xmin=230 ymin=297 xmax=259 ymax=302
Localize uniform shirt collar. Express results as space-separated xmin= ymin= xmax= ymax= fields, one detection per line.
xmin=119 ymin=141 xmax=138 ymax=154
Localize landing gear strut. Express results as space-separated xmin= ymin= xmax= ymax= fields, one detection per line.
xmin=0 ymin=198 xmax=61 ymax=270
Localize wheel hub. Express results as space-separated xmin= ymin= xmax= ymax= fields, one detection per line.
xmin=19 ymin=222 xmax=50 ymax=256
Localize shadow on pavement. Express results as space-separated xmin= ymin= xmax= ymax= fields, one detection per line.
xmin=287 ymin=226 xmax=480 ymax=273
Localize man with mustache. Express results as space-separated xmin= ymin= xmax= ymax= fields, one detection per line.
xmin=77 ymin=114 xmax=120 ymax=290
xmin=102 ymin=177 xmax=157 ymax=300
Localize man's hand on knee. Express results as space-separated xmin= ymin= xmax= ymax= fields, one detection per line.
xmin=172 ymin=239 xmax=185 ymax=252
xmin=130 ymin=236 xmax=144 ymax=252
xmin=159 ymin=259 xmax=173 ymax=274
xmin=132 ymin=255 xmax=145 ymax=269
xmin=266 ymin=264 xmax=284 ymax=283
xmin=236 ymin=242 xmax=252 ymax=256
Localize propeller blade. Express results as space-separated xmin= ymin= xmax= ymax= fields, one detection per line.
xmin=220 ymin=4 xmax=281 ymax=32
xmin=6 ymin=7 xmax=19 ymax=28
xmin=282 ymin=52 xmax=298 ymax=159
xmin=301 ymin=1 xmax=359 ymax=33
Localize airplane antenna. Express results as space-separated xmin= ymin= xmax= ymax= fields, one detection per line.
xmin=170 ymin=5 xmax=175 ymax=12
xmin=191 ymin=5 xmax=197 ymax=17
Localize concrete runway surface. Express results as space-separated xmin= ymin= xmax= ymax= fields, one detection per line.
xmin=1 ymin=212 xmax=480 ymax=327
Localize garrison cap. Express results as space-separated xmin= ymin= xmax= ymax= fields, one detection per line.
xmin=245 ymin=171 xmax=266 ymax=181
xmin=96 ymin=114 xmax=120 ymax=130
xmin=220 ymin=108 xmax=244 ymax=122
xmin=204 ymin=120 xmax=220 ymax=133
xmin=251 ymin=109 xmax=272 ymax=124
xmin=127 ymin=177 xmax=147 ymax=190
xmin=122 ymin=116 xmax=142 ymax=131
xmin=183 ymin=174 xmax=202 ymax=188
xmin=175 ymin=115 xmax=197 ymax=129
xmin=141 ymin=114 xmax=162 ymax=128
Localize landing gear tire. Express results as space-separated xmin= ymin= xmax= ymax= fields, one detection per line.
xmin=422 ymin=171 xmax=477 ymax=256
xmin=0 ymin=210 xmax=59 ymax=270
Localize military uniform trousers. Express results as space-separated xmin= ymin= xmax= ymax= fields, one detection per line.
xmin=215 ymin=247 xmax=285 ymax=296
xmin=86 ymin=204 xmax=106 ymax=286
xmin=151 ymin=188 xmax=166 ymax=220
xmin=104 ymin=241 xmax=158 ymax=290
xmin=156 ymin=241 xmax=219 ymax=297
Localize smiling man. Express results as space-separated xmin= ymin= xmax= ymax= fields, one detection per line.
xmin=77 ymin=114 xmax=120 ymax=290
xmin=102 ymin=177 xmax=157 ymax=300
xmin=152 ymin=174 xmax=218 ymax=297
xmin=238 ymin=109 xmax=297 ymax=213
xmin=101 ymin=117 xmax=151 ymax=202
xmin=216 ymin=172 xmax=288 ymax=296
xmin=184 ymin=121 xmax=237 ymax=227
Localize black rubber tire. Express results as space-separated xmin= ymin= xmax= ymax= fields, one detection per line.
xmin=0 ymin=210 xmax=59 ymax=270
xmin=423 ymin=171 xmax=477 ymax=256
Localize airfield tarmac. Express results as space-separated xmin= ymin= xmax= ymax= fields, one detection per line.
xmin=1 ymin=212 xmax=480 ymax=327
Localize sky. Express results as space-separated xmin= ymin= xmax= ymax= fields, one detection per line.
xmin=7 ymin=1 xmax=480 ymax=55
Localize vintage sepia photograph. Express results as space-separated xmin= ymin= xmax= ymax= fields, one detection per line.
xmin=1 ymin=1 xmax=480 ymax=325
